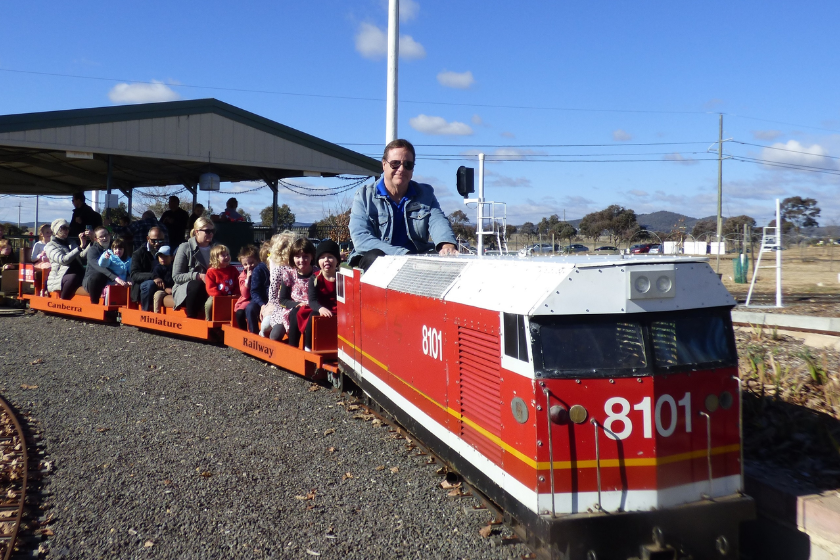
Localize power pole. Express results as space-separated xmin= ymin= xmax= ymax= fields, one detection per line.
xmin=715 ymin=114 xmax=723 ymax=273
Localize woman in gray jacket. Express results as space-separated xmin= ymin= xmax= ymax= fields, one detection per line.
xmin=45 ymin=218 xmax=90 ymax=300
xmin=172 ymin=216 xmax=216 ymax=318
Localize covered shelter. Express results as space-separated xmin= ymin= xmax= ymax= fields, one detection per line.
xmin=0 ymin=98 xmax=381 ymax=228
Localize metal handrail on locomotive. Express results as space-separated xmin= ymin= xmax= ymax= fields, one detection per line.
xmin=336 ymin=253 xmax=754 ymax=560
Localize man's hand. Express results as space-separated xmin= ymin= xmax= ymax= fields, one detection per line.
xmin=438 ymin=243 xmax=459 ymax=256
xmin=318 ymin=308 xmax=333 ymax=318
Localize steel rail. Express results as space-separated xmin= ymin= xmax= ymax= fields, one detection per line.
xmin=0 ymin=394 xmax=28 ymax=560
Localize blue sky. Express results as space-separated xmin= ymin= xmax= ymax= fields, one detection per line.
xmin=2 ymin=1 xmax=840 ymax=230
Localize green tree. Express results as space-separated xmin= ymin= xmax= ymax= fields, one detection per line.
xmin=519 ymin=222 xmax=536 ymax=238
xmin=448 ymin=210 xmax=475 ymax=242
xmin=102 ymin=201 xmax=130 ymax=225
xmin=551 ymin=221 xmax=577 ymax=247
xmin=722 ymin=215 xmax=756 ymax=237
xmin=578 ymin=213 xmax=607 ymax=241
xmin=537 ymin=214 xmax=560 ymax=234
xmin=781 ymin=196 xmax=820 ymax=231
xmin=579 ymin=205 xmax=638 ymax=245
xmin=259 ymin=204 xmax=296 ymax=229
xmin=691 ymin=218 xmax=717 ymax=239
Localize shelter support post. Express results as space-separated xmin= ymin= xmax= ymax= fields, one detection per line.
xmin=184 ymin=183 xmax=198 ymax=210
xmin=120 ymin=188 xmax=132 ymax=218
xmin=267 ymin=180 xmax=279 ymax=232
xmin=105 ymin=155 xmax=113 ymax=223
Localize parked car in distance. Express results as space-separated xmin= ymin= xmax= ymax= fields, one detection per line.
xmin=593 ymin=245 xmax=620 ymax=254
xmin=561 ymin=244 xmax=590 ymax=254
xmin=529 ymin=243 xmax=557 ymax=253
xmin=629 ymin=243 xmax=654 ymax=254
xmin=648 ymin=244 xmax=662 ymax=254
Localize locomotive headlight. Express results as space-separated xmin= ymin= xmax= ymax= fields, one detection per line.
xmin=634 ymin=276 xmax=651 ymax=294
xmin=628 ymin=268 xmax=676 ymax=300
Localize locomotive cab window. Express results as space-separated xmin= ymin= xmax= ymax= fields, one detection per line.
xmin=531 ymin=307 xmax=736 ymax=378
xmin=503 ymin=313 xmax=528 ymax=361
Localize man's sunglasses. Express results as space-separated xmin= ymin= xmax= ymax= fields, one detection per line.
xmin=149 ymin=239 xmax=165 ymax=244
xmin=387 ymin=160 xmax=415 ymax=170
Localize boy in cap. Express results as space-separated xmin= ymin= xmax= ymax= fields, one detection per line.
xmin=151 ymin=245 xmax=175 ymax=313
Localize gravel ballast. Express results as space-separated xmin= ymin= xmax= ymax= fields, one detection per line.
xmin=0 ymin=312 xmax=530 ymax=559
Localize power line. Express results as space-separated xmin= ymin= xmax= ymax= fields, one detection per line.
xmin=732 ymin=140 xmax=840 ymax=160
xmin=731 ymin=155 xmax=840 ymax=175
xmin=0 ymin=67 xmax=710 ymax=116
xmin=343 ymin=141 xmax=713 ymax=147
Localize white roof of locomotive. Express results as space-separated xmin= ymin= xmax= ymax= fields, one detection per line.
xmin=358 ymin=253 xmax=735 ymax=316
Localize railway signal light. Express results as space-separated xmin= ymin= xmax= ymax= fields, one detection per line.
xmin=456 ymin=166 xmax=474 ymax=197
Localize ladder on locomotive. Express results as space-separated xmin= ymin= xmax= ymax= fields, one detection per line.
xmin=745 ymin=226 xmax=783 ymax=307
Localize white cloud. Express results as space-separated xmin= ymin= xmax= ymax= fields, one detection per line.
xmin=752 ymin=130 xmax=783 ymax=141
xmin=409 ymin=114 xmax=472 ymax=136
xmin=471 ymin=114 xmax=483 ymax=126
xmin=612 ymin=129 xmax=632 ymax=142
xmin=485 ymin=170 xmax=532 ymax=188
xmin=354 ymin=23 xmax=426 ymax=59
xmin=501 ymin=131 xmax=515 ymax=138
xmin=628 ymin=189 xmax=649 ymax=197
xmin=399 ymin=34 xmax=426 ymax=59
xmin=437 ymin=70 xmax=474 ymax=89
xmin=663 ymin=152 xmax=700 ymax=165
xmin=760 ymin=140 xmax=838 ymax=170
xmin=108 ymin=81 xmax=180 ymax=104
xmin=400 ymin=0 xmax=419 ymax=22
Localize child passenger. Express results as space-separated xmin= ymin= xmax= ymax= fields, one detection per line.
xmin=234 ymin=244 xmax=260 ymax=331
xmin=265 ymin=231 xmax=297 ymax=338
xmin=97 ymin=237 xmax=132 ymax=284
xmin=273 ymin=237 xmax=316 ymax=345
xmin=151 ymin=246 xmax=175 ymax=313
xmin=204 ymin=244 xmax=240 ymax=320
xmin=245 ymin=242 xmax=271 ymax=334
xmin=296 ymin=240 xmax=340 ymax=351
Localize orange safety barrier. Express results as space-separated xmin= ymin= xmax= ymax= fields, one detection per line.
xmin=27 ymin=285 xmax=127 ymax=322
xmin=222 ymin=314 xmax=338 ymax=379
xmin=119 ymin=295 xmax=235 ymax=341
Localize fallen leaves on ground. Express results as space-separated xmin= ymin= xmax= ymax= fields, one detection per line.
xmin=30 ymin=358 xmax=43 ymax=365
xmin=346 ymin=404 xmax=361 ymax=411
xmin=20 ymin=384 xmax=38 ymax=390
xmin=390 ymin=467 xmax=399 ymax=474
xmin=440 ymin=480 xmax=461 ymax=490
xmin=342 ymin=472 xmax=354 ymax=480
xmin=308 ymin=385 xmax=320 ymax=392
xmin=323 ymin=428 xmax=335 ymax=436
xmin=375 ymin=465 xmax=385 ymax=471
xmin=306 ymin=550 xmax=321 ymax=556
xmin=353 ymin=413 xmax=376 ymax=421
xmin=479 ymin=525 xmax=493 ymax=538
xmin=295 ymin=489 xmax=317 ymax=501
xmin=144 ymin=540 xmax=154 ymax=548
xmin=96 ymin=427 xmax=110 ymax=433
xmin=199 ymin=471 xmax=212 ymax=478
xmin=326 ymin=447 xmax=336 ymax=453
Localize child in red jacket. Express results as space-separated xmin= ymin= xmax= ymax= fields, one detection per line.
xmin=204 ymin=244 xmax=240 ymax=320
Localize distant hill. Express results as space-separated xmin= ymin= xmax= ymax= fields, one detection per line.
xmin=636 ymin=211 xmax=700 ymax=233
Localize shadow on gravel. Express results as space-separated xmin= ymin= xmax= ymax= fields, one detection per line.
xmin=743 ymin=393 xmax=840 ymax=490
xmin=740 ymin=394 xmax=840 ymax=560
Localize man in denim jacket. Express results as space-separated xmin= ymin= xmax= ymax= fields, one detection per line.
xmin=349 ymin=139 xmax=458 ymax=269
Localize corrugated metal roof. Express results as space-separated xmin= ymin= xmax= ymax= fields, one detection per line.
xmin=0 ymin=98 xmax=380 ymax=195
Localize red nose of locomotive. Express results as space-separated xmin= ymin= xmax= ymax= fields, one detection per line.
xmin=536 ymin=368 xmax=742 ymax=515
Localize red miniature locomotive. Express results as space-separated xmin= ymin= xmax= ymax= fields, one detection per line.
xmin=337 ymin=254 xmax=753 ymax=560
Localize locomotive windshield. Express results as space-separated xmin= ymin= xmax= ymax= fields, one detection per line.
xmin=531 ymin=307 xmax=736 ymax=378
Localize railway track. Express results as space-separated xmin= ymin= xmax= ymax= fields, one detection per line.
xmin=732 ymin=292 xmax=840 ymax=305
xmin=0 ymin=395 xmax=29 ymax=560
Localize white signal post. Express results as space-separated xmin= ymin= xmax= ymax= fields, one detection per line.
xmin=476 ymin=153 xmax=485 ymax=258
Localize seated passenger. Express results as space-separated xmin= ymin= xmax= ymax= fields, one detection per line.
xmin=272 ymin=237 xmax=316 ymax=345
xmin=234 ymin=245 xmax=260 ymax=330
xmin=0 ymin=225 xmax=17 ymax=271
xmin=83 ymin=227 xmax=129 ymax=304
xmin=45 ymin=218 xmax=90 ymax=300
xmin=244 ymin=242 xmax=271 ymax=335
xmin=30 ymin=224 xmax=52 ymax=263
xmin=297 ymin=240 xmax=340 ymax=351
xmin=265 ymin=231 xmax=297 ymax=338
xmin=217 ymin=197 xmax=245 ymax=222
xmin=151 ymin=246 xmax=175 ymax=313
xmin=97 ymin=237 xmax=132 ymax=284
xmin=130 ymin=227 xmax=166 ymax=311
xmin=172 ymin=217 xmax=216 ymax=319
xmin=203 ymin=244 xmax=240 ymax=320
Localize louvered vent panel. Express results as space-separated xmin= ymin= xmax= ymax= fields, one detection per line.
xmin=458 ymin=326 xmax=502 ymax=463
xmin=387 ymin=260 xmax=466 ymax=298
